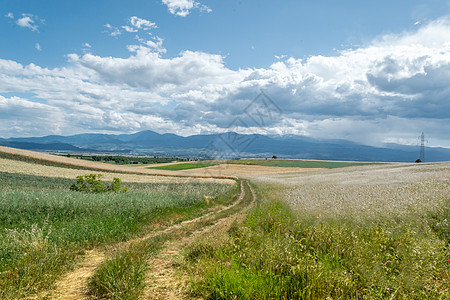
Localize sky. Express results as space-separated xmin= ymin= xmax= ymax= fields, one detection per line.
xmin=1 ymin=0 xmax=450 ymax=148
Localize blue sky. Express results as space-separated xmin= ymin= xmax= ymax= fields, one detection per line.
xmin=1 ymin=0 xmax=450 ymax=148
xmin=3 ymin=0 xmax=449 ymax=68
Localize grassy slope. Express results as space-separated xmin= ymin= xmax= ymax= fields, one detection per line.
xmin=185 ymin=164 xmax=450 ymax=299
xmin=0 ymin=146 xmax=234 ymax=180
xmin=0 ymin=170 xmax=236 ymax=299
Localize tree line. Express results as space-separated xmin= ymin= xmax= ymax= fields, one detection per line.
xmin=64 ymin=154 xmax=188 ymax=165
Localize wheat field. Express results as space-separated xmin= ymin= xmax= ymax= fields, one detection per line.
xmin=186 ymin=162 xmax=450 ymax=299
xmin=251 ymin=162 xmax=450 ymax=221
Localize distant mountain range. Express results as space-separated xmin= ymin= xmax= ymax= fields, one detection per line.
xmin=1 ymin=130 xmax=450 ymax=162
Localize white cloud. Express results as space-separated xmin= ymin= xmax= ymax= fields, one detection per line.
xmin=70 ymin=47 xmax=245 ymax=93
xmin=81 ymin=43 xmax=92 ymax=53
xmin=107 ymin=16 xmax=157 ymax=38
xmin=0 ymin=95 xmax=66 ymax=136
xmin=129 ymin=16 xmax=157 ymax=30
xmin=16 ymin=13 xmax=43 ymax=32
xmin=104 ymin=23 xmax=121 ymax=37
xmin=5 ymin=12 xmax=14 ymax=19
xmin=162 ymin=0 xmax=211 ymax=17
xmin=134 ymin=35 xmax=167 ymax=53
xmin=35 ymin=43 xmax=42 ymax=51
xmin=144 ymin=38 xmax=166 ymax=53
xmin=122 ymin=16 xmax=156 ymax=33
xmin=1 ymin=18 xmax=450 ymax=147
xmin=122 ymin=25 xmax=138 ymax=33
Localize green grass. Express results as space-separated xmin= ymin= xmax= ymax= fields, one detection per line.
xmin=88 ymin=234 xmax=170 ymax=300
xmin=0 ymin=171 xmax=235 ymax=299
xmin=228 ymin=159 xmax=380 ymax=169
xmin=185 ymin=181 xmax=450 ymax=299
xmin=88 ymin=180 xmax=251 ymax=300
xmin=148 ymin=163 xmax=217 ymax=171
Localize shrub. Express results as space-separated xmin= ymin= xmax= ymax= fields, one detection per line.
xmin=109 ymin=177 xmax=128 ymax=193
xmin=70 ymin=174 xmax=128 ymax=193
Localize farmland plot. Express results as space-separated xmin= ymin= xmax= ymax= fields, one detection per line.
xmin=186 ymin=163 xmax=450 ymax=299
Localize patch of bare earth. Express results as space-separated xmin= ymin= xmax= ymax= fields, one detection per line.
xmin=143 ymin=181 xmax=257 ymax=300
xmin=53 ymin=250 xmax=104 ymax=300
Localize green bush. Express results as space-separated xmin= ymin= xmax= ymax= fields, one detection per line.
xmin=70 ymin=174 xmax=128 ymax=193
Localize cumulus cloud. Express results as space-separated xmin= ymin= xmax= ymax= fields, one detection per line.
xmin=15 ymin=13 xmax=43 ymax=32
xmin=129 ymin=16 xmax=157 ymax=30
xmin=162 ymin=0 xmax=211 ymax=17
xmin=69 ymin=46 xmax=243 ymax=92
xmin=5 ymin=12 xmax=14 ymax=19
xmin=35 ymin=43 xmax=42 ymax=51
xmin=0 ymin=95 xmax=66 ymax=136
xmin=132 ymin=35 xmax=167 ymax=54
xmin=105 ymin=16 xmax=163 ymax=54
xmin=1 ymin=18 xmax=450 ymax=147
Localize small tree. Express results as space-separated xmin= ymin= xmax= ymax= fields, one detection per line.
xmin=70 ymin=174 xmax=128 ymax=193
xmin=272 ymin=155 xmax=277 ymax=159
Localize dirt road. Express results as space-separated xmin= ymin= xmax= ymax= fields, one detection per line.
xmin=43 ymin=180 xmax=256 ymax=300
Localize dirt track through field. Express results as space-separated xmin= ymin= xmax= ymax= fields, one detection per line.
xmin=45 ymin=180 xmax=256 ymax=300
xmin=143 ymin=181 xmax=257 ymax=299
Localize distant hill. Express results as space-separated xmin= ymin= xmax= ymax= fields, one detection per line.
xmin=2 ymin=130 xmax=450 ymax=162
xmin=0 ymin=140 xmax=85 ymax=151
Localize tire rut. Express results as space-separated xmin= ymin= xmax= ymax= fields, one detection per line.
xmin=43 ymin=180 xmax=251 ymax=300
xmin=142 ymin=181 xmax=257 ymax=300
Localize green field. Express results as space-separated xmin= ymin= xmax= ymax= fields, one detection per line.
xmin=148 ymin=163 xmax=217 ymax=171
xmin=0 ymin=171 xmax=236 ymax=299
xmin=228 ymin=158 xmax=381 ymax=169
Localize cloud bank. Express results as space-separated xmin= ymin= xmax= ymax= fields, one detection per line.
xmin=1 ymin=18 xmax=450 ymax=147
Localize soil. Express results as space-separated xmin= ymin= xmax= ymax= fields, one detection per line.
xmin=53 ymin=250 xmax=104 ymax=300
